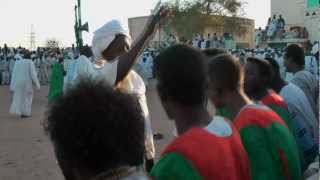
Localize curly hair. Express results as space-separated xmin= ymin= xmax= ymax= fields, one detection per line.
xmin=154 ymin=44 xmax=208 ymax=107
xmin=44 ymin=78 xmax=145 ymax=175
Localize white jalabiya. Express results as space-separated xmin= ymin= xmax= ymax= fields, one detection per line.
xmin=10 ymin=59 xmax=40 ymax=116
xmin=305 ymin=56 xmax=318 ymax=77
xmin=280 ymin=83 xmax=318 ymax=141
xmin=290 ymin=70 xmax=318 ymax=119
xmin=90 ymin=19 xmax=155 ymax=159
xmin=64 ymin=55 xmax=118 ymax=90
xmin=116 ymin=70 xmax=155 ymax=160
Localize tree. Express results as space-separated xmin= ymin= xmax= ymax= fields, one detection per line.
xmin=165 ymin=0 xmax=247 ymax=40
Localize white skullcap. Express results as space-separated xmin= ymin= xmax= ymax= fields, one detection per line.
xmin=91 ymin=20 xmax=131 ymax=60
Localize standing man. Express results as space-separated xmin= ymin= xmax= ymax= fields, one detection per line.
xmin=207 ymin=54 xmax=301 ymax=180
xmin=151 ymin=45 xmax=251 ymax=180
xmin=284 ymin=44 xmax=318 ymax=120
xmin=10 ymin=50 xmax=40 ymax=118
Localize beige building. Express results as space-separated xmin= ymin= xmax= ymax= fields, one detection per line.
xmin=271 ymin=0 xmax=320 ymax=42
xmin=128 ymin=16 xmax=255 ymax=48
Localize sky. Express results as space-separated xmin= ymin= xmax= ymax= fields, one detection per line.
xmin=0 ymin=0 xmax=270 ymax=47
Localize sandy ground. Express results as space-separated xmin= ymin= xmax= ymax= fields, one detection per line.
xmin=0 ymin=82 xmax=175 ymax=180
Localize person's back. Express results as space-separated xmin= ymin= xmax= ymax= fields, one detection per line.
xmin=48 ymin=61 xmax=64 ymax=102
xmin=151 ymin=116 xmax=251 ymax=180
xmin=10 ymin=59 xmax=38 ymax=91
xmin=280 ymin=83 xmax=318 ymax=166
xmin=151 ymin=45 xmax=250 ymax=180
xmin=260 ymin=90 xmax=295 ymax=134
xmin=208 ymin=54 xmax=301 ymax=180
xmin=234 ymin=104 xmax=301 ymax=180
xmin=291 ymin=70 xmax=318 ymax=117
xmin=284 ymin=44 xmax=319 ymax=118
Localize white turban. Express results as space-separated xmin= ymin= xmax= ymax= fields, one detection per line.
xmin=92 ymin=20 xmax=131 ymax=60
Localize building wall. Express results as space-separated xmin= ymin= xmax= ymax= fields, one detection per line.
xmin=271 ymin=0 xmax=305 ymax=27
xmin=271 ymin=0 xmax=319 ymax=42
xmin=128 ymin=16 xmax=255 ymax=48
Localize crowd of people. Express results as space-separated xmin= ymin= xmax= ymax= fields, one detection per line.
xmin=191 ymin=33 xmax=235 ymax=50
xmin=1 ymin=6 xmax=319 ymax=180
xmin=255 ymin=14 xmax=311 ymax=47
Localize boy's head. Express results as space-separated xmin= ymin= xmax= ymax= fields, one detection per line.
xmin=208 ymin=54 xmax=244 ymax=108
xmin=284 ymin=44 xmax=305 ymax=72
xmin=244 ymin=57 xmax=272 ymax=96
xmin=154 ymin=44 xmax=208 ymax=118
xmin=45 ymin=79 xmax=145 ymax=179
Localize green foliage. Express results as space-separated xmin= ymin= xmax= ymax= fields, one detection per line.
xmin=166 ymin=0 xmax=247 ymax=39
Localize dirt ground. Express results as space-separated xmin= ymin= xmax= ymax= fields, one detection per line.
xmin=0 ymin=82 xmax=175 ymax=180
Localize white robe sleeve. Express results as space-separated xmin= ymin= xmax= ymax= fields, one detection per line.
xmin=30 ymin=61 xmax=40 ymax=90
xmin=94 ymin=60 xmax=118 ymax=86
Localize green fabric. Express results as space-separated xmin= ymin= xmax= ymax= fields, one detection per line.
xmin=216 ymin=107 xmax=233 ymax=120
xmin=48 ymin=63 xmax=64 ymax=102
xmin=240 ymin=123 xmax=301 ymax=180
xmin=267 ymin=104 xmax=294 ymax=134
xmin=150 ymin=152 xmax=202 ymax=180
xmin=268 ymin=104 xmax=307 ymax=170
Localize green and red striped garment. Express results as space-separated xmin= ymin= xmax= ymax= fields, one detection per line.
xmin=261 ymin=90 xmax=309 ymax=170
xmin=234 ymin=104 xmax=301 ymax=180
xmin=260 ymin=90 xmax=295 ymax=134
xmin=150 ymin=118 xmax=251 ymax=180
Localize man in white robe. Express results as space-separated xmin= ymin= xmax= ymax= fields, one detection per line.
xmin=10 ymin=51 xmax=40 ymax=118
xmin=8 ymin=57 xmax=15 ymax=83
xmin=284 ymin=44 xmax=319 ymax=120
xmin=89 ymin=9 xmax=169 ymax=171
xmin=2 ymin=59 xmax=10 ymax=85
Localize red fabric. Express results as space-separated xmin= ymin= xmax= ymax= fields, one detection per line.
xmin=278 ymin=149 xmax=292 ymax=180
xmin=234 ymin=105 xmax=286 ymax=130
xmin=162 ymin=125 xmax=251 ymax=180
xmin=261 ymin=90 xmax=288 ymax=109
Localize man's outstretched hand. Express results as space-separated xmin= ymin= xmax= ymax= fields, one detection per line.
xmin=145 ymin=6 xmax=172 ymax=37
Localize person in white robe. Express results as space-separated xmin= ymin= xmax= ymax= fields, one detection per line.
xmin=0 ymin=57 xmax=6 ymax=85
xmin=2 ymin=59 xmax=10 ymax=85
xmin=284 ymin=44 xmax=319 ymax=120
xmin=10 ymin=52 xmax=40 ymax=118
xmin=89 ymin=9 xmax=169 ymax=171
xmin=8 ymin=57 xmax=15 ymax=83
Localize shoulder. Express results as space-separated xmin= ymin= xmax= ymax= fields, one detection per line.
xmin=235 ymin=104 xmax=285 ymax=130
xmin=150 ymin=152 xmax=202 ymax=180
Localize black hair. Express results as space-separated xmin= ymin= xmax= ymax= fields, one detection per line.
xmin=265 ymin=57 xmax=284 ymax=92
xmin=246 ymin=57 xmax=273 ymax=86
xmin=45 ymin=79 xmax=145 ymax=175
xmin=285 ymin=44 xmax=305 ymax=66
xmin=79 ymin=45 xmax=93 ymax=57
xmin=265 ymin=57 xmax=280 ymax=78
xmin=208 ymin=54 xmax=243 ymax=91
xmin=154 ymin=44 xmax=208 ymax=107
xmin=23 ymin=50 xmax=31 ymax=59
xmin=202 ymin=48 xmax=226 ymax=58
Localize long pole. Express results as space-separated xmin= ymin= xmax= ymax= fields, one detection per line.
xmin=77 ymin=0 xmax=83 ymax=47
xmin=74 ymin=5 xmax=79 ymax=47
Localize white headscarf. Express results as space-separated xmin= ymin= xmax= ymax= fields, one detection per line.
xmin=91 ymin=20 xmax=131 ymax=60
